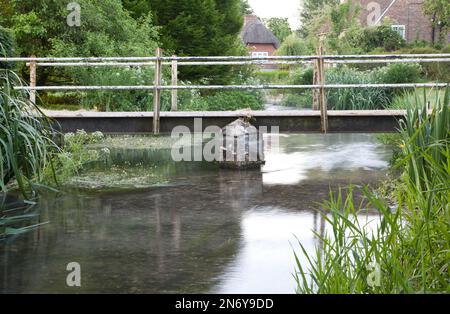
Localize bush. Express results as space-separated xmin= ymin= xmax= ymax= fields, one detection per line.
xmin=396 ymin=47 xmax=450 ymax=81
xmin=280 ymin=67 xmax=313 ymax=108
xmin=179 ymin=90 xmax=264 ymax=111
xmin=375 ymin=63 xmax=423 ymax=84
xmin=346 ymin=25 xmax=406 ymax=53
xmin=256 ymin=70 xmax=290 ymax=84
xmin=282 ymin=93 xmax=312 ymax=108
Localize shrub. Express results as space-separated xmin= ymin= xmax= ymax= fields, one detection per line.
xmin=180 ymin=89 xmax=264 ymax=111
xmin=375 ymin=63 xmax=423 ymax=84
xmin=280 ymin=67 xmax=313 ymax=108
xmin=277 ymin=34 xmax=312 ymax=56
xmin=396 ymin=47 xmax=450 ymax=81
xmin=346 ymin=25 xmax=406 ymax=53
xmin=256 ymin=70 xmax=290 ymax=84
xmin=44 ymin=130 xmax=109 ymax=183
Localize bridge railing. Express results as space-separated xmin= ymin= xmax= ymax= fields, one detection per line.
xmin=1 ymin=51 xmax=449 ymax=133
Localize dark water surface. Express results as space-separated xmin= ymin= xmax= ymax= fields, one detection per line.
xmin=0 ymin=134 xmax=392 ymax=293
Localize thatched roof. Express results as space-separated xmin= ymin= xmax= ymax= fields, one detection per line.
xmin=241 ymin=19 xmax=280 ymax=49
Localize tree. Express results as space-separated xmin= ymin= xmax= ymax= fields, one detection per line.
xmin=265 ymin=18 xmax=292 ymax=43
xmin=299 ymin=0 xmax=339 ymax=37
xmin=148 ymin=0 xmax=246 ymax=83
xmin=240 ymin=0 xmax=253 ymax=15
xmin=0 ymin=26 xmax=14 ymax=69
xmin=423 ymin=0 xmax=450 ymax=44
xmin=277 ymin=34 xmax=311 ymax=56
xmin=121 ymin=0 xmax=152 ymax=19
xmin=1 ymin=0 xmax=160 ymax=111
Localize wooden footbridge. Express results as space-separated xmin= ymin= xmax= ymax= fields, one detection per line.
xmin=1 ymin=50 xmax=449 ymax=134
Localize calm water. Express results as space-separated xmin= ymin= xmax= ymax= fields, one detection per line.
xmin=0 ymin=134 xmax=391 ymax=294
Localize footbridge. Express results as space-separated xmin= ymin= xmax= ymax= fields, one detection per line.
xmin=2 ymin=50 xmax=449 ymax=134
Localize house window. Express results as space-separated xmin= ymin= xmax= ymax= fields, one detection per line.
xmin=391 ymin=25 xmax=406 ymax=40
xmin=251 ymin=51 xmax=269 ymax=58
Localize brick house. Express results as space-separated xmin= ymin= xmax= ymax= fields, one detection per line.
xmin=356 ymin=0 xmax=449 ymax=44
xmin=241 ymin=15 xmax=280 ymax=58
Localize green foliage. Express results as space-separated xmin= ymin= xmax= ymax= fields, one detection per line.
xmin=277 ymin=34 xmax=312 ymax=57
xmin=265 ymin=18 xmax=292 ymax=43
xmin=326 ymin=66 xmax=391 ymax=110
xmin=390 ymin=88 xmax=446 ymax=110
xmin=395 ymin=46 xmax=450 ymax=81
xmin=121 ymin=0 xmax=152 ymax=19
xmin=44 ymin=130 xmax=109 ymax=183
xmin=295 ymin=90 xmax=450 ymax=293
xmin=179 ymin=89 xmax=264 ymax=111
xmin=376 ymin=63 xmax=423 ymax=84
xmin=0 ymin=26 xmax=14 ymax=69
xmin=149 ymin=0 xmax=245 ymax=83
xmin=0 ymin=70 xmax=58 ymax=198
xmin=346 ymin=25 xmax=406 ymax=53
xmin=423 ymin=0 xmax=450 ymax=44
xmin=299 ymin=0 xmax=340 ymax=37
xmin=2 ymin=0 xmax=160 ymax=111
xmin=282 ymin=63 xmax=424 ymax=110
xmin=240 ymin=0 xmax=253 ymax=15
xmin=255 ymin=70 xmax=290 ymax=83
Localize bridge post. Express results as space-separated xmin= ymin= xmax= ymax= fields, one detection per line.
xmin=171 ymin=55 xmax=178 ymax=111
xmin=313 ymin=59 xmax=320 ymax=111
xmin=29 ymin=55 xmax=37 ymax=104
xmin=153 ymin=48 xmax=162 ymax=134
xmin=316 ymin=39 xmax=328 ymax=133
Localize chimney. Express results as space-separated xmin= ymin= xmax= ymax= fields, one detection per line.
xmin=244 ymin=15 xmax=258 ymax=26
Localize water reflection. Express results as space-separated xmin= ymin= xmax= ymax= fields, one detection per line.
xmin=0 ymin=134 xmax=391 ymax=293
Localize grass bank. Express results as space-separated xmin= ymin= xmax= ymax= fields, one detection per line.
xmin=294 ymin=89 xmax=450 ymax=293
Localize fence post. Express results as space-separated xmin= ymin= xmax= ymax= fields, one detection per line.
xmin=153 ymin=48 xmax=162 ymax=134
xmin=29 ymin=55 xmax=37 ymax=104
xmin=171 ymin=55 xmax=178 ymax=111
xmin=312 ymin=57 xmax=320 ymax=111
xmin=317 ymin=40 xmax=328 ymax=133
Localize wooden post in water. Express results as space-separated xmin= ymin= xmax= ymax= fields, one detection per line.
xmin=153 ymin=48 xmax=162 ymax=134
xmin=171 ymin=56 xmax=178 ymax=111
xmin=29 ymin=55 xmax=37 ymax=104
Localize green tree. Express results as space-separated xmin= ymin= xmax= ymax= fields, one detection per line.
xmin=148 ymin=0 xmax=245 ymax=83
xmin=240 ymin=0 xmax=253 ymax=15
xmin=1 ymin=0 xmax=160 ymax=111
xmin=0 ymin=26 xmax=14 ymax=69
xmin=299 ymin=0 xmax=339 ymax=37
xmin=277 ymin=34 xmax=311 ymax=56
xmin=423 ymin=0 xmax=450 ymax=44
xmin=265 ymin=18 xmax=292 ymax=43
xmin=121 ymin=0 xmax=152 ymax=19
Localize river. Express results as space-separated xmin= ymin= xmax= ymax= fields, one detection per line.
xmin=0 ymin=133 xmax=392 ymax=293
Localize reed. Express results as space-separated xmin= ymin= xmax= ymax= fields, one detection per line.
xmin=0 ymin=69 xmax=58 ymax=198
xmin=294 ymin=88 xmax=450 ymax=294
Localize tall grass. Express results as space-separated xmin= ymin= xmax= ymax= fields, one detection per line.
xmin=294 ymin=88 xmax=450 ymax=294
xmin=0 ymin=70 xmax=58 ymax=197
xmin=0 ymin=69 xmax=59 ymax=238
